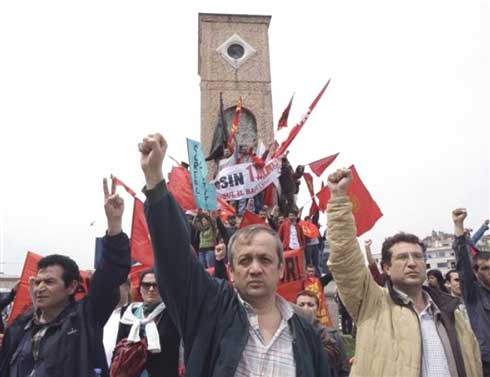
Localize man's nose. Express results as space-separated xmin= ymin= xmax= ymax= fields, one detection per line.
xmin=249 ymin=259 xmax=263 ymax=274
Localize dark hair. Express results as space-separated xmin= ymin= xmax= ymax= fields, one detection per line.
xmin=228 ymin=224 xmax=283 ymax=268
xmin=473 ymin=252 xmax=490 ymax=271
xmin=38 ymin=254 xmax=81 ymax=288
xmin=295 ymin=290 xmax=319 ymax=307
xmin=427 ymin=269 xmax=449 ymax=293
xmin=445 ymin=269 xmax=458 ymax=283
xmin=381 ymin=232 xmax=426 ymax=267
xmin=138 ymin=268 xmax=156 ymax=289
xmin=305 ymin=264 xmax=315 ymax=270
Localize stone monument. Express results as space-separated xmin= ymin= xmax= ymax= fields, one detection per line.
xmin=198 ymin=13 xmax=274 ymax=157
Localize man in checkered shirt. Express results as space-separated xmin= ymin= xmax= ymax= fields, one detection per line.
xmin=139 ymin=133 xmax=331 ymax=377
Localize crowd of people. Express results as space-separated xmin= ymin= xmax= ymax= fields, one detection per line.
xmin=0 ymin=133 xmax=488 ymax=377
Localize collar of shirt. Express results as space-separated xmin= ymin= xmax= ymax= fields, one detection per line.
xmin=237 ymin=292 xmax=294 ymax=331
xmin=393 ymin=288 xmax=440 ymax=317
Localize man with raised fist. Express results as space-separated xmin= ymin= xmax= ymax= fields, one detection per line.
xmin=138 ymin=133 xmax=330 ymax=377
xmin=326 ymin=168 xmax=482 ymax=377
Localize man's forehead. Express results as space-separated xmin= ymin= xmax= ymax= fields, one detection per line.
xmin=142 ymin=274 xmax=156 ymax=282
xmin=390 ymin=242 xmax=423 ymax=253
xmin=37 ymin=265 xmax=63 ymax=277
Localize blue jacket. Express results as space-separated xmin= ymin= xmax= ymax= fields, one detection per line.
xmin=0 ymin=232 xmax=131 ymax=377
xmin=454 ymin=235 xmax=490 ymax=371
xmin=143 ymin=181 xmax=331 ymax=377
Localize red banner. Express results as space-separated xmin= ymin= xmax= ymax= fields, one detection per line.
xmin=276 ymin=248 xmax=305 ymax=302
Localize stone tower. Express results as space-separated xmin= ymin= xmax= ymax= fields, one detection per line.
xmin=198 ymin=13 xmax=274 ymax=158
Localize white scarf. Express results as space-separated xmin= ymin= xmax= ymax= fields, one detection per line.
xmin=119 ymin=302 xmax=166 ymax=353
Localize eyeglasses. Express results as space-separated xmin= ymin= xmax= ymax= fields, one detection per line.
xmin=140 ymin=282 xmax=158 ymax=290
xmin=392 ymin=251 xmax=425 ymax=262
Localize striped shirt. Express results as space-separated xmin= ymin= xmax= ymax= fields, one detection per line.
xmin=234 ymin=294 xmax=296 ymax=377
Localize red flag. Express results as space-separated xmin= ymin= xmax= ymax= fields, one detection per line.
xmin=167 ymin=166 xmax=197 ymax=211
xmin=308 ymin=153 xmax=339 ymax=177
xmin=7 ymin=252 xmax=41 ymax=326
xmin=226 ymin=96 xmax=242 ymax=151
xmin=128 ymin=264 xmax=151 ymax=302
xmin=217 ymin=197 xmax=236 ymax=221
xmin=299 ymin=220 xmax=320 ymax=239
xmin=112 ymin=175 xmax=137 ymax=197
xmin=131 ymin=198 xmax=154 ymax=267
xmin=239 ymin=210 xmax=266 ymax=229
xmin=303 ymin=173 xmax=315 ymax=198
xmin=315 ymin=165 xmax=382 ymax=236
xmin=309 ymin=200 xmax=319 ymax=218
xmin=303 ymin=277 xmax=333 ymax=327
xmin=274 ymin=80 xmax=331 ymax=158
xmin=277 ymin=94 xmax=294 ymax=130
xmin=316 ymin=184 xmax=330 ymax=212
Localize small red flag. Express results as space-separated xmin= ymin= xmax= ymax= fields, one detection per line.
xmin=309 ymin=200 xmax=319 ymax=218
xmin=131 ymin=199 xmax=154 ymax=267
xmin=274 ymin=80 xmax=331 ymax=158
xmin=299 ymin=220 xmax=320 ymax=239
xmin=7 ymin=252 xmax=41 ymax=326
xmin=226 ymin=96 xmax=242 ymax=151
xmin=277 ymin=94 xmax=294 ymax=130
xmin=112 ymin=175 xmax=137 ymax=197
xmin=308 ymin=153 xmax=339 ymax=177
xmin=303 ymin=173 xmax=315 ymax=198
xmin=217 ymin=197 xmax=236 ymax=221
xmin=315 ymin=165 xmax=382 ymax=236
xmin=167 ymin=166 xmax=197 ymax=211
xmin=239 ymin=210 xmax=266 ymax=229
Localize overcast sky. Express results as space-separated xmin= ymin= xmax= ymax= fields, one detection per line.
xmin=0 ymin=0 xmax=488 ymax=275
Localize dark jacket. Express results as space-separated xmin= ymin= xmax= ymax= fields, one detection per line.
xmin=0 ymin=233 xmax=131 ymax=377
xmin=143 ymin=181 xmax=331 ymax=377
xmin=115 ymin=305 xmax=180 ymax=377
xmin=0 ymin=289 xmax=16 ymax=333
xmin=454 ymin=235 xmax=490 ymax=372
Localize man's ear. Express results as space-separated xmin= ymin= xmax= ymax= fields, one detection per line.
xmin=67 ymin=280 xmax=79 ymax=296
xmin=279 ymin=262 xmax=285 ymax=280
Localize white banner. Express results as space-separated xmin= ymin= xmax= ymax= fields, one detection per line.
xmin=213 ymin=158 xmax=281 ymax=201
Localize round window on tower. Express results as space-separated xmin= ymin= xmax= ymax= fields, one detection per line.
xmin=227 ymin=43 xmax=245 ymax=59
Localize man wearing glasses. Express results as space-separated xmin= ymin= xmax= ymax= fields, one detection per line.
xmin=452 ymin=209 xmax=490 ymax=376
xmin=326 ymin=168 xmax=482 ymax=377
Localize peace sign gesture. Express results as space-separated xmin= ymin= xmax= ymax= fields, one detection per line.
xmin=103 ymin=177 xmax=124 ymax=236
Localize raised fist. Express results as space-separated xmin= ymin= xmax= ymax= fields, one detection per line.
xmin=452 ymin=208 xmax=467 ymax=225
xmin=215 ymin=243 xmax=226 ymax=261
xmin=327 ymin=168 xmax=352 ymax=197
xmin=138 ymin=133 xmax=167 ymax=189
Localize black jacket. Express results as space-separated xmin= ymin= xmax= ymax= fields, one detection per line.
xmin=0 ymin=289 xmax=16 ymax=333
xmin=143 ymin=181 xmax=331 ymax=377
xmin=0 ymin=232 xmax=131 ymax=377
xmin=454 ymin=235 xmax=490 ymax=373
xmin=115 ymin=304 xmax=180 ymax=377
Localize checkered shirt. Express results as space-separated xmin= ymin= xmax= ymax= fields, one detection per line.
xmin=234 ymin=294 xmax=296 ymax=377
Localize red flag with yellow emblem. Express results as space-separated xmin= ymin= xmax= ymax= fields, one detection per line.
xmin=315 ymin=165 xmax=382 ymax=236
xmin=303 ymin=277 xmax=333 ymax=327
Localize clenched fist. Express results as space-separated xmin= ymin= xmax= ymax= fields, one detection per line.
xmin=327 ymin=168 xmax=352 ymax=197
xmin=138 ymin=133 xmax=167 ymax=189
